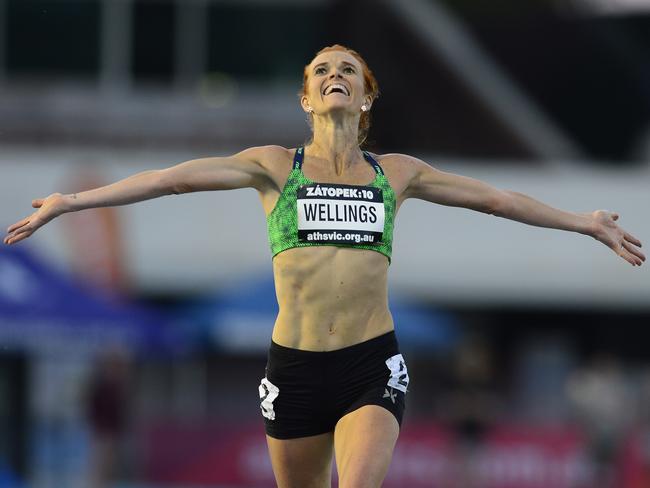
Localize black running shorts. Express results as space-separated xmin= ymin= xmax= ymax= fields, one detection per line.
xmin=258 ymin=330 xmax=409 ymax=439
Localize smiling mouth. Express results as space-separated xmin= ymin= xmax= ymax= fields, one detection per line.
xmin=323 ymin=83 xmax=350 ymax=96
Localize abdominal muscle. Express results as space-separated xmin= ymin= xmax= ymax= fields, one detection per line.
xmin=271 ymin=246 xmax=394 ymax=351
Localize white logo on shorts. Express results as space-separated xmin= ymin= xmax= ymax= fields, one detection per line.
xmin=259 ymin=377 xmax=279 ymax=420
xmin=383 ymin=387 xmax=397 ymax=403
xmin=385 ymin=354 xmax=409 ymax=394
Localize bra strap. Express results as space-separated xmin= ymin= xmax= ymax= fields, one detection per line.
xmin=362 ymin=151 xmax=384 ymax=175
xmin=293 ymin=146 xmax=305 ymax=170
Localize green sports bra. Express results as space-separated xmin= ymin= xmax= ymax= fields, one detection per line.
xmin=267 ymin=146 xmax=396 ymax=262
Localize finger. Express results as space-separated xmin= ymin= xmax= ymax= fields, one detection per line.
xmin=11 ymin=217 xmax=40 ymax=236
xmin=624 ymin=232 xmax=642 ymax=247
xmin=622 ymin=240 xmax=646 ymax=262
xmin=4 ymin=230 xmax=32 ymax=245
xmin=618 ymin=248 xmax=639 ymax=266
xmin=32 ymin=199 xmax=44 ymax=208
xmin=4 ymin=227 xmax=31 ymax=244
xmin=7 ymin=218 xmax=31 ymax=233
xmin=619 ymin=246 xmax=643 ymax=266
xmin=7 ymin=226 xmax=31 ymax=242
xmin=622 ymin=239 xmax=645 ymax=258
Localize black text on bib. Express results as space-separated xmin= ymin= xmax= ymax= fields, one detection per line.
xmin=297 ymin=183 xmax=384 ymax=245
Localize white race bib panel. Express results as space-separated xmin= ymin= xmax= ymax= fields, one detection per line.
xmin=385 ymin=353 xmax=409 ymax=394
xmin=297 ymin=183 xmax=384 ymax=245
xmin=259 ymin=377 xmax=279 ymax=421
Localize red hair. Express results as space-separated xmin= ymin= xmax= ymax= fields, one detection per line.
xmin=300 ymin=44 xmax=380 ymax=146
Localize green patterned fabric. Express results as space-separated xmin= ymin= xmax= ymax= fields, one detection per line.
xmin=267 ymin=147 xmax=396 ymax=262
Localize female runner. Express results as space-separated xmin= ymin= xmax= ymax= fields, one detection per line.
xmin=3 ymin=45 xmax=645 ymax=488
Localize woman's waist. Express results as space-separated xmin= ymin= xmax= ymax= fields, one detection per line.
xmin=272 ymin=306 xmax=394 ymax=351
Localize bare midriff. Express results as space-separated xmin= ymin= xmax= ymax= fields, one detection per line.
xmin=271 ymin=246 xmax=394 ymax=351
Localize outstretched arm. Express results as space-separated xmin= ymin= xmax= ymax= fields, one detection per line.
xmin=403 ymin=155 xmax=645 ymax=267
xmin=3 ymin=145 xmax=275 ymax=245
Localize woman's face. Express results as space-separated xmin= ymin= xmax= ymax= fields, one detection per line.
xmin=302 ymin=50 xmax=370 ymax=117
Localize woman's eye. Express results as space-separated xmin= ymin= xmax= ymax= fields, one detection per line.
xmin=315 ymin=67 xmax=326 ymax=75
xmin=344 ymin=67 xmax=355 ymax=74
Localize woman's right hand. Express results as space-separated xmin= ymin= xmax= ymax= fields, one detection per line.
xmin=3 ymin=193 xmax=69 ymax=245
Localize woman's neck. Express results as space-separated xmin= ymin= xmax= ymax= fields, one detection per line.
xmin=307 ymin=118 xmax=362 ymax=176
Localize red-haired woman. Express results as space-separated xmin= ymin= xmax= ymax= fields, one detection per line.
xmin=4 ymin=45 xmax=645 ymax=487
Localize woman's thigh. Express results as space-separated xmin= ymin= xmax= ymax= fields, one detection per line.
xmin=266 ymin=432 xmax=334 ymax=488
xmin=334 ymin=405 xmax=400 ymax=488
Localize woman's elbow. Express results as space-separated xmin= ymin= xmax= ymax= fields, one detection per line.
xmin=487 ymin=190 xmax=512 ymax=217
xmin=157 ymin=169 xmax=191 ymax=195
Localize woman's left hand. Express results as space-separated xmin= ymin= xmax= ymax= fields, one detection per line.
xmin=589 ymin=210 xmax=645 ymax=266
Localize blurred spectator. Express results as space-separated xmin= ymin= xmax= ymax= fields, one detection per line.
xmin=439 ymin=334 xmax=500 ymax=487
xmin=85 ymin=348 xmax=131 ymax=488
xmin=513 ymin=335 xmax=575 ymax=423
xmin=443 ymin=334 xmax=500 ymax=442
xmin=566 ymin=353 xmax=633 ymax=488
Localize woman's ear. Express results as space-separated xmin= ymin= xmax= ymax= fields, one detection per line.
xmin=300 ymin=96 xmax=312 ymax=113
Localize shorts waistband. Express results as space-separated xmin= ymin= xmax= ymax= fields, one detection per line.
xmin=270 ymin=330 xmax=398 ymax=359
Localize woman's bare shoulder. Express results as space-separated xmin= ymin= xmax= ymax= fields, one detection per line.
xmin=371 ymin=152 xmax=424 ymax=167
xmin=238 ymin=144 xmax=291 ymax=169
xmin=243 ymin=144 xmax=292 ymax=161
xmin=243 ymin=145 xmax=296 ymax=185
xmin=368 ymin=152 xmax=424 ymax=180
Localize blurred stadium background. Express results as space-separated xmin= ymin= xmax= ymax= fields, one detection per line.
xmin=0 ymin=0 xmax=649 ymax=487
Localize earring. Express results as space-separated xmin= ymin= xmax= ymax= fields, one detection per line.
xmin=361 ymin=105 xmax=368 ymax=112
xmin=307 ymin=106 xmax=313 ymax=113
